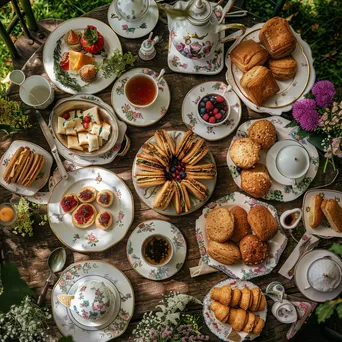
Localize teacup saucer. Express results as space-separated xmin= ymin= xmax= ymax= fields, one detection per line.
xmin=295 ymin=249 xmax=342 ymax=302
xmin=107 ymin=0 xmax=159 ymax=39
xmin=182 ymin=81 xmax=242 ymax=141
xmin=266 ymin=140 xmax=309 ymax=186
xmin=68 ymin=275 xmax=121 ymax=329
xmin=127 ymin=220 xmax=187 ymax=281
xmin=111 ymin=68 xmax=170 ymax=127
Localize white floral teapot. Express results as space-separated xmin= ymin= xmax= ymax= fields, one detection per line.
xmin=166 ymin=0 xmax=246 ymax=60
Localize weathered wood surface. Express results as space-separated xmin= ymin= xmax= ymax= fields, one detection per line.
xmin=2 ymin=4 xmax=341 ymax=342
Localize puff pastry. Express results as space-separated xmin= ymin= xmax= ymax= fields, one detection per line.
xmin=269 ymin=56 xmax=297 ymax=80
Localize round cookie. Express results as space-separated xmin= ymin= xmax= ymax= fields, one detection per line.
xmin=229 ymin=138 xmax=260 ymax=169
xmin=239 ymin=234 xmax=270 ymax=265
xmin=230 ymin=206 xmax=251 ymax=243
xmin=248 ymin=120 xmax=277 ymax=149
xmin=208 ymin=240 xmax=241 ymax=265
xmin=206 ymin=207 xmax=234 ymax=242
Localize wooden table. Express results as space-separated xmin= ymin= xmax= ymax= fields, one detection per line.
xmin=2 ymin=4 xmax=341 ymax=342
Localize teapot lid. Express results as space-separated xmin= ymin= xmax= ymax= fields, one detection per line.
xmin=188 ymin=0 xmax=212 ymax=24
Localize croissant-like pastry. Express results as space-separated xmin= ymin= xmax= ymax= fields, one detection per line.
xmin=210 ymin=285 xmax=232 ymax=306
xmin=210 ymin=301 xmax=230 ymax=323
xmin=229 ymin=308 xmax=248 ymax=331
xmin=250 ymin=287 xmax=262 ymax=312
xmin=253 ymin=315 xmax=265 ymax=335
xmin=240 ymin=288 xmax=253 ymax=310
xmin=243 ymin=311 xmax=257 ymax=333
xmin=258 ymin=294 xmax=267 ymax=311
xmin=231 ymin=288 xmax=242 ymax=307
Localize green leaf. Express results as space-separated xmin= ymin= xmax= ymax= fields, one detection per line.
xmin=285 ymin=120 xmax=299 ymax=128
xmin=58 ymin=337 xmax=74 ymax=342
xmin=296 ymin=127 xmax=311 ymax=139
xmin=304 ymin=92 xmax=315 ymax=99
xmin=83 ymin=26 xmax=99 ymax=46
xmin=316 ymin=301 xmax=336 ymax=323
xmin=330 ymin=243 xmax=342 ymax=257
xmin=0 ymin=264 xmax=35 ymax=313
xmin=336 ymin=302 xmax=342 ymax=319
xmin=307 ymin=134 xmax=326 ymax=152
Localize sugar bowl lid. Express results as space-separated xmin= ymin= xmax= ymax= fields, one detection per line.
xmin=188 ymin=0 xmax=212 ymax=24
xmin=307 ymin=257 xmax=342 ymax=292
xmin=114 ymin=0 xmax=149 ymax=21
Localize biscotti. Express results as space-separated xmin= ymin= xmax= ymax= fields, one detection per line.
xmin=309 ymin=195 xmax=324 ymax=228
xmin=321 ymin=199 xmax=342 ymax=232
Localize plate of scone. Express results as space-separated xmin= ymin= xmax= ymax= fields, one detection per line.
xmin=132 ymin=130 xmax=217 ymax=216
xmin=303 ymin=189 xmax=342 ymax=238
xmin=226 ymin=117 xmax=319 ymax=202
xmin=196 ymin=192 xmax=287 ymax=280
xmin=0 ymin=140 xmax=53 ymax=196
xmin=203 ymin=278 xmax=267 ymax=342
xmin=48 ymin=167 xmax=134 ymax=252
xmin=226 ymin=17 xmax=314 ymax=115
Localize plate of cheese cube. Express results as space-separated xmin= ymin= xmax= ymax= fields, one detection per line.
xmin=51 ymin=98 xmax=118 ymax=156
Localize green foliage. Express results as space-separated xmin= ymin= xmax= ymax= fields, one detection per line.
xmin=58 ymin=337 xmax=74 ymax=342
xmin=330 ymin=243 xmax=342 ymax=257
xmin=0 ymin=264 xmax=34 ymax=313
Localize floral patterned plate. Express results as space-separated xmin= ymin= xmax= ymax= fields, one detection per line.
xmin=107 ymin=0 xmax=159 ymax=39
xmin=303 ymin=189 xmax=342 ymax=238
xmin=225 ymin=23 xmax=315 ymax=115
xmin=49 ymin=94 xmax=128 ymax=166
xmin=47 ymin=167 xmax=134 ymax=252
xmin=226 ymin=117 xmax=319 ymax=202
xmin=182 ymin=81 xmax=241 ymax=141
xmin=203 ymin=278 xmax=267 ymax=341
xmin=132 ymin=131 xmax=217 ymax=216
xmin=0 ymin=140 xmax=53 ymax=196
xmin=111 ymin=68 xmax=170 ymax=127
xmin=52 ymin=260 xmax=134 ymax=341
xmin=196 ymin=192 xmax=288 ymax=280
xmin=127 ymin=220 xmax=187 ymax=280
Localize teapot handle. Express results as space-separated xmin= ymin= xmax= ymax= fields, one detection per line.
xmin=218 ymin=0 xmax=236 ymax=24
xmin=217 ymin=23 xmax=246 ymax=43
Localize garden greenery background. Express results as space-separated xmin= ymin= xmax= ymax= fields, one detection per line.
xmin=0 ymin=0 xmax=341 ymax=86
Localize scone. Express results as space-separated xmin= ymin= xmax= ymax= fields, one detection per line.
xmin=259 ymin=17 xmax=296 ymax=59
xmin=95 ymin=211 xmax=113 ymax=230
xmin=206 ymin=207 xmax=234 ymax=242
xmin=240 ymin=66 xmax=280 ymax=106
xmin=208 ymin=240 xmax=241 ymax=265
xmin=269 ymin=56 xmax=297 ymax=80
xmin=96 ymin=189 xmax=114 ymax=208
xmin=309 ymin=194 xmax=324 ymax=228
xmin=248 ymin=205 xmax=278 ymax=241
xmin=77 ymin=186 xmax=97 ymax=203
xmin=241 ymin=163 xmax=272 ymax=198
xmin=230 ymin=206 xmax=251 ymax=243
xmin=248 ymin=120 xmax=277 ymax=149
xmin=230 ymin=138 xmax=260 ymax=169
xmin=231 ymin=40 xmax=269 ymax=73
xmin=72 ymin=203 xmax=97 ymax=229
xmin=240 ymin=234 xmax=270 ymax=265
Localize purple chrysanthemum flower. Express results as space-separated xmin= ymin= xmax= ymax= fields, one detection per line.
xmin=298 ymin=109 xmax=320 ymax=131
xmin=311 ymin=80 xmax=336 ymax=108
xmin=292 ymin=99 xmax=317 ymax=122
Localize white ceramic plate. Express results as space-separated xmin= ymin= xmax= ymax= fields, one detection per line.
xmin=196 ymin=192 xmax=288 ymax=280
xmin=107 ymin=0 xmax=159 ymax=39
xmin=127 ymin=220 xmax=187 ymax=280
xmin=111 ymin=68 xmax=170 ymax=127
xmin=47 ymin=167 xmax=134 ymax=252
xmin=49 ymin=94 xmax=128 ymax=166
xmin=295 ymin=249 xmax=342 ymax=302
xmin=203 ymin=278 xmax=267 ymax=341
xmin=182 ymin=81 xmax=242 ymax=141
xmin=225 ymin=23 xmax=315 ymax=115
xmin=132 ymin=131 xmax=217 ymax=216
xmin=43 ymin=17 xmax=122 ymax=94
xmin=0 ymin=140 xmax=53 ymax=196
xmin=52 ymin=260 xmax=134 ymax=341
xmin=226 ymin=117 xmax=319 ymax=202
xmin=303 ymin=189 xmax=342 ymax=238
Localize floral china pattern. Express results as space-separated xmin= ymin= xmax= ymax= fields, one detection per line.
xmin=227 ymin=117 xmax=319 ymax=202
xmin=195 ymin=192 xmax=288 ymax=280
xmin=203 ymin=278 xmax=267 ymax=342
xmin=127 ymin=220 xmax=187 ymax=281
xmin=52 ymin=261 xmax=134 ymax=342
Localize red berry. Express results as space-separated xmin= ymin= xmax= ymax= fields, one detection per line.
xmin=202 ymin=114 xmax=209 ymax=121
xmin=181 ymin=162 xmax=185 ymax=167
xmin=83 ymin=122 xmax=89 ymax=129
xmin=83 ymin=116 xmax=91 ymax=123
xmin=209 ymin=117 xmax=216 ymax=124
xmin=215 ymin=113 xmax=223 ymax=120
xmin=213 ymin=108 xmax=219 ymax=114
xmin=216 ymin=95 xmax=225 ymax=103
xmin=176 ymin=170 xmax=180 ymax=174
xmin=224 ymin=105 xmax=228 ymax=111
xmin=177 ymin=176 xmax=181 ymax=181
xmin=205 ymin=101 xmax=214 ymax=110
xmin=63 ymin=113 xmax=70 ymax=120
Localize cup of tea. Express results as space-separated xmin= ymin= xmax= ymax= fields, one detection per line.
xmin=19 ymin=75 xmax=54 ymax=110
xmin=9 ymin=70 xmax=26 ymax=86
xmin=124 ymin=69 xmax=165 ymax=108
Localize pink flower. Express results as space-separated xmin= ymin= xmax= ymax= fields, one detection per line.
xmin=176 ymin=42 xmax=185 ymax=52
xmin=88 ymin=233 xmax=96 ymax=242
xmin=122 ymin=24 xmax=128 ymax=30
xmin=332 ymin=137 xmax=342 ymax=158
xmin=312 ymin=80 xmax=336 ymax=108
xmin=292 ymin=99 xmax=319 ymax=131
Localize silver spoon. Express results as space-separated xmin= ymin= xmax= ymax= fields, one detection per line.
xmin=37 ymin=247 xmax=67 ymax=305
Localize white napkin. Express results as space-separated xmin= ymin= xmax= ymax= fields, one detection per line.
xmin=278 ymin=233 xmax=320 ymax=280
xmin=189 ymin=259 xmax=218 ymax=278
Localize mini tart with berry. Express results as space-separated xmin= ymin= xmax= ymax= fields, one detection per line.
xmin=63 ymin=30 xmax=82 ymax=52
xmin=95 ymin=211 xmax=113 ymax=230
xmin=72 ymin=203 xmax=97 ymax=229
xmin=77 ymin=186 xmax=97 ymax=203
xmin=60 ymin=193 xmax=79 ymax=213
xmin=80 ymin=64 xmax=97 ymax=83
xmin=96 ymin=189 xmax=114 ymax=208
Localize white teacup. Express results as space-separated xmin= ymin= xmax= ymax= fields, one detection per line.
xmin=114 ymin=0 xmax=149 ymax=22
xmin=271 ymin=300 xmax=297 ymax=324
xmin=276 ymin=145 xmax=310 ymax=188
xmin=19 ymin=75 xmax=54 ymax=110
